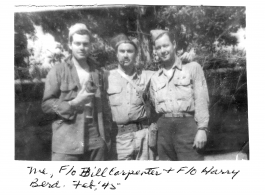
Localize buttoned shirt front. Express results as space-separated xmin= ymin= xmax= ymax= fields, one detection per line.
xmin=105 ymin=68 xmax=154 ymax=125
xmin=150 ymin=57 xmax=209 ymax=129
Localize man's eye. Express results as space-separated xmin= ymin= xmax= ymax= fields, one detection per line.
xmin=83 ymin=43 xmax=89 ymax=47
xmin=74 ymin=42 xmax=81 ymax=46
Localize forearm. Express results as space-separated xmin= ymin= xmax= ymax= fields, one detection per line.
xmin=41 ymin=68 xmax=76 ymax=120
xmin=42 ymin=95 xmax=76 ymax=120
xmin=193 ymin=63 xmax=210 ymax=129
xmin=194 ymin=96 xmax=209 ymax=129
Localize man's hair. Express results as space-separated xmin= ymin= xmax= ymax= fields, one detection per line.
xmin=154 ymin=31 xmax=176 ymax=45
xmin=69 ymin=29 xmax=91 ymax=44
xmin=116 ymin=42 xmax=138 ymax=54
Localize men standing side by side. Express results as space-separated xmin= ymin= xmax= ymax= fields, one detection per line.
xmin=150 ymin=30 xmax=210 ymax=161
xmin=42 ymin=23 xmax=108 ymax=161
xmin=105 ymin=34 xmax=156 ymax=160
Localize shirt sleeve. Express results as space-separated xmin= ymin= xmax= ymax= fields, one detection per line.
xmin=191 ymin=62 xmax=210 ymax=129
xmin=41 ymin=66 xmax=76 ymax=120
xmin=101 ymin=69 xmax=113 ymax=138
xmin=149 ymin=78 xmax=155 ymax=107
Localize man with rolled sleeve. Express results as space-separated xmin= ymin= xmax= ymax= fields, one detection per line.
xmin=150 ymin=30 xmax=209 ymax=161
xmin=42 ymin=23 xmax=108 ymax=161
xmin=105 ymin=34 xmax=155 ymax=160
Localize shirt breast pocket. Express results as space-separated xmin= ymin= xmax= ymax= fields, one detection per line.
xmin=173 ymin=76 xmax=193 ymax=100
xmin=155 ymin=83 xmax=167 ymax=104
xmin=132 ymin=84 xmax=145 ymax=106
xmin=60 ymin=82 xmax=78 ymax=101
xmin=107 ymin=85 xmax=122 ymax=106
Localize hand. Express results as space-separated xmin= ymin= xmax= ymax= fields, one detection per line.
xmin=180 ymin=49 xmax=196 ymax=63
xmin=193 ymin=130 xmax=207 ymax=149
xmin=70 ymin=85 xmax=94 ymax=107
xmin=85 ymin=80 xmax=98 ymax=93
xmin=236 ymin=152 xmax=248 ymax=160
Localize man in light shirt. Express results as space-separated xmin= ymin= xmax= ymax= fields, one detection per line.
xmin=105 ymin=34 xmax=156 ymax=160
xmin=150 ymin=29 xmax=209 ymax=161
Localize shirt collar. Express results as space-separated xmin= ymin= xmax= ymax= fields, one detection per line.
xmin=133 ymin=69 xmax=141 ymax=80
xmin=65 ymin=55 xmax=97 ymax=71
xmin=65 ymin=55 xmax=74 ymax=69
xmin=117 ymin=66 xmax=140 ymax=80
xmin=158 ymin=57 xmax=182 ymax=76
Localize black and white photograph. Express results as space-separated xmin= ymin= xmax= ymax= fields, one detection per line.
xmin=3 ymin=1 xmax=265 ymax=194
xmin=14 ymin=5 xmax=248 ymax=161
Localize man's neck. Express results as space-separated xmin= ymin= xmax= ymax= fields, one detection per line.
xmin=163 ymin=54 xmax=177 ymax=70
xmin=72 ymin=56 xmax=89 ymax=71
xmin=118 ymin=64 xmax=135 ymax=76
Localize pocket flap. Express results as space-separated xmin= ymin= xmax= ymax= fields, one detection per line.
xmin=60 ymin=83 xmax=78 ymax=91
xmin=155 ymin=83 xmax=166 ymax=92
xmin=156 ymin=96 xmax=165 ymax=103
xmin=107 ymin=85 xmax=122 ymax=95
xmin=174 ymin=77 xmax=191 ymax=86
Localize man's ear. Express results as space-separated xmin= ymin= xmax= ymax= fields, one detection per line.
xmin=68 ymin=42 xmax=72 ymax=51
xmin=173 ymin=40 xmax=177 ymax=50
xmin=134 ymin=47 xmax=138 ymax=56
xmin=116 ymin=50 xmax=119 ymax=59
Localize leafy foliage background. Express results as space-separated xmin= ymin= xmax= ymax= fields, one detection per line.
xmin=14 ymin=6 xmax=248 ymax=160
xmin=15 ymin=5 xmax=246 ymax=78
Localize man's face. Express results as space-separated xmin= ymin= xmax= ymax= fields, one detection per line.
xmin=116 ymin=43 xmax=137 ymax=68
xmin=69 ymin=33 xmax=90 ymax=60
xmin=154 ymin=33 xmax=176 ymax=63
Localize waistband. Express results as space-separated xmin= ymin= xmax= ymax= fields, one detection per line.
xmin=113 ymin=120 xmax=149 ymax=135
xmin=161 ymin=112 xmax=194 ymax=118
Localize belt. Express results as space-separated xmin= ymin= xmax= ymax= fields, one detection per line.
xmin=114 ymin=120 xmax=149 ymax=135
xmin=162 ymin=113 xmax=194 ymax=118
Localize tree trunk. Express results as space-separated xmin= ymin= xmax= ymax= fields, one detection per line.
xmin=135 ymin=8 xmax=152 ymax=69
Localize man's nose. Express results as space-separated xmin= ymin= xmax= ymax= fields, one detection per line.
xmin=80 ymin=44 xmax=85 ymax=49
xmin=124 ymin=52 xmax=129 ymax=57
xmin=161 ymin=47 xmax=166 ymax=53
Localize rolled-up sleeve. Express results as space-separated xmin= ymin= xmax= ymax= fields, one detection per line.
xmin=192 ymin=63 xmax=209 ymax=129
xmin=42 ymin=67 xmax=76 ymax=120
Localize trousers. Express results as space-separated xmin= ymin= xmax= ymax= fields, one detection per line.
xmin=52 ymin=137 xmax=107 ymax=161
xmin=157 ymin=117 xmax=203 ymax=161
xmin=110 ymin=128 xmax=154 ymax=160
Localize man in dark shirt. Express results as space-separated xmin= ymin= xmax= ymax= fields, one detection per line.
xmin=42 ymin=23 xmax=108 ymax=161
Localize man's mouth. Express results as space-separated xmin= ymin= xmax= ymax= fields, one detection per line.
xmin=161 ymin=53 xmax=169 ymax=58
xmin=122 ymin=59 xmax=130 ymax=63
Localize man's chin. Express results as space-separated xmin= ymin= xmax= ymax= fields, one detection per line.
xmin=120 ymin=61 xmax=133 ymax=66
xmin=75 ymin=56 xmax=87 ymax=60
xmin=160 ymin=58 xmax=170 ymax=63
